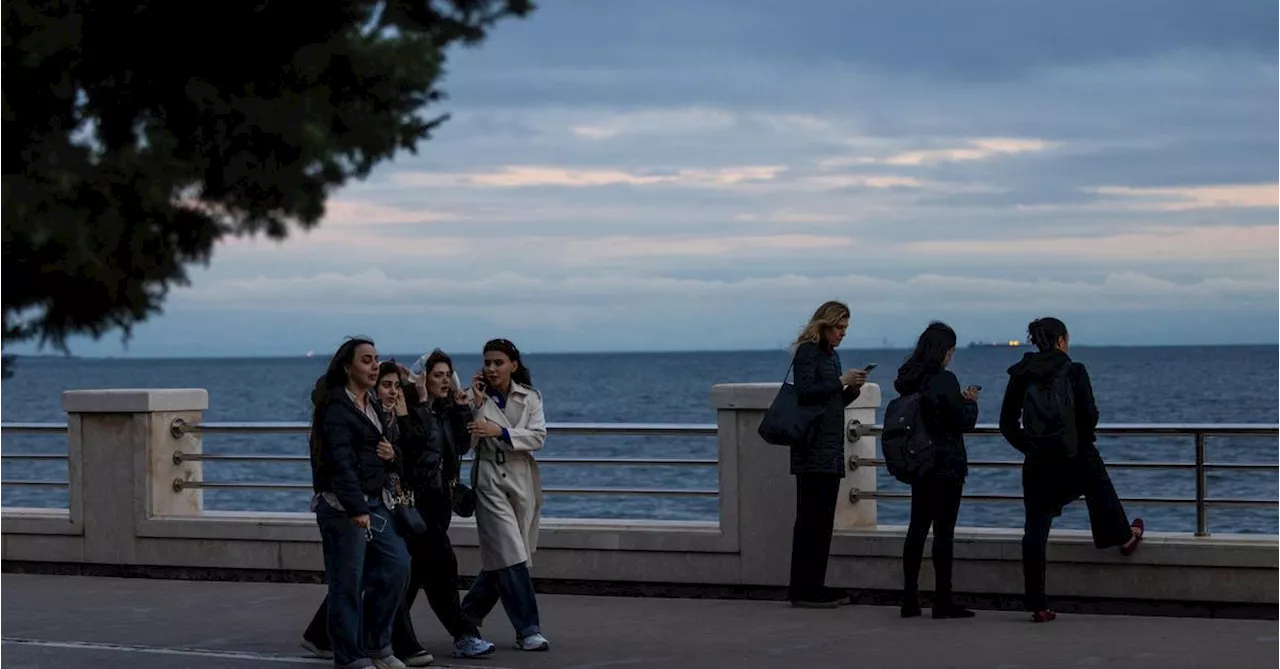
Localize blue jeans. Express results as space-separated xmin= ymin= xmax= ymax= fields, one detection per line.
xmin=460 ymin=562 xmax=541 ymax=638
xmin=316 ymin=499 xmax=412 ymax=669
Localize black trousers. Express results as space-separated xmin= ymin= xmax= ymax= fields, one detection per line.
xmin=1022 ymin=447 xmax=1133 ymax=612
xmin=902 ymin=476 xmax=964 ymax=606
xmin=787 ymin=473 xmax=841 ymax=601
xmin=392 ymin=500 xmax=480 ymax=655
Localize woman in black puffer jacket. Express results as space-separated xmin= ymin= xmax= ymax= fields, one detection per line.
xmin=893 ymin=322 xmax=979 ymax=620
xmin=391 ymin=350 xmax=496 ymax=661
xmin=787 ymin=300 xmax=867 ymax=608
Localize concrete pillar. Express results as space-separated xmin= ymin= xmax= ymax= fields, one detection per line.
xmin=61 ymin=389 xmax=207 ymax=564
xmin=836 ymin=383 xmax=881 ymax=529
xmin=711 ymin=381 xmax=882 ymax=586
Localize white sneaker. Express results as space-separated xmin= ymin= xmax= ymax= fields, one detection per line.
xmin=515 ymin=633 xmax=550 ymax=652
xmin=373 ymin=655 xmax=409 ymax=669
xmin=403 ymin=650 xmax=435 ymax=666
xmin=453 ymin=635 xmax=496 ymax=658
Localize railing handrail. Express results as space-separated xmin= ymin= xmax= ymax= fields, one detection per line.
xmin=4 ymin=420 xmax=1277 ymax=436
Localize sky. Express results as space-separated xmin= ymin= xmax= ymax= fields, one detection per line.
xmin=18 ymin=0 xmax=1280 ymax=357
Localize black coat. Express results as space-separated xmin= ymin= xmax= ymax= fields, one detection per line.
xmin=310 ymin=392 xmax=399 ymax=517
xmin=789 ymin=341 xmax=860 ymax=477
xmin=1000 ymin=350 xmax=1103 ymax=512
xmin=397 ymin=388 xmax=473 ymax=498
xmin=893 ymin=366 xmax=978 ymax=481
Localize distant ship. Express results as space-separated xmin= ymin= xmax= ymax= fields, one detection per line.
xmin=967 ymin=339 xmax=1031 ymax=349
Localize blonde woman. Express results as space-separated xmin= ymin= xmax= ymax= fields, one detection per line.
xmin=787 ymin=301 xmax=867 ymax=608
xmin=460 ymin=338 xmax=550 ymax=652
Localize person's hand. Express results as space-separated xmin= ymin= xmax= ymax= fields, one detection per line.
xmin=841 ymin=369 xmax=868 ymax=388
xmin=453 ymin=388 xmax=470 ymax=406
xmin=413 ymin=374 xmax=429 ymax=403
xmin=467 ymin=419 xmax=503 ymax=439
xmin=962 ymin=386 xmax=981 ymax=402
xmin=376 ymin=439 xmax=396 ymax=461
xmin=393 ymin=391 xmax=408 ymax=417
xmin=352 ymin=514 xmax=371 ymax=529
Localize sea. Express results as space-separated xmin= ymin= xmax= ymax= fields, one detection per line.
xmin=2 ymin=346 xmax=1276 ymax=534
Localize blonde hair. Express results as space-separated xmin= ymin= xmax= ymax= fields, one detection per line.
xmin=794 ymin=300 xmax=851 ymax=347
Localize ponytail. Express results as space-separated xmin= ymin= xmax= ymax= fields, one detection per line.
xmin=1027 ymin=317 xmax=1068 ymax=352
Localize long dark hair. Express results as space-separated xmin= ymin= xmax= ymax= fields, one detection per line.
xmin=484 ymin=338 xmax=532 ymax=389
xmin=1028 ymin=317 xmax=1068 ymax=352
xmin=377 ymin=360 xmax=401 ymax=386
xmin=903 ymin=321 xmax=957 ymax=374
xmin=309 ymin=337 xmax=375 ymax=464
xmin=424 ymin=349 xmax=454 ymax=376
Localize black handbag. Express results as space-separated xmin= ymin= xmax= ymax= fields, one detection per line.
xmin=393 ymin=503 xmax=428 ymax=536
xmin=451 ymin=478 xmax=476 ymax=518
xmin=758 ymin=361 xmax=824 ymax=447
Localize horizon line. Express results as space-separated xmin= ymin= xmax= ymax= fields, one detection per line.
xmin=6 ymin=341 xmax=1277 ymax=361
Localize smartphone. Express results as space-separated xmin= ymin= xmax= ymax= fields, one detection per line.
xmin=863 ymin=363 xmax=878 ymax=373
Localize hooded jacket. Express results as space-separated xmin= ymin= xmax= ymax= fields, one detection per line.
xmin=893 ymin=363 xmax=978 ymax=481
xmin=999 ymin=349 xmax=1100 ymax=456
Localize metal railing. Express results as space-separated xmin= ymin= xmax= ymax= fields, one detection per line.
xmin=166 ymin=420 xmax=721 ymax=498
xmin=0 ymin=424 xmax=74 ymax=490
xmin=3 ymin=420 xmax=1276 ymax=536
xmin=1 ymin=421 xmax=722 ymax=500
xmin=845 ymin=421 xmax=1278 ymax=536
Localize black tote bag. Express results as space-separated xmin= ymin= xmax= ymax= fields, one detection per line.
xmin=757 ymin=361 xmax=824 ymax=447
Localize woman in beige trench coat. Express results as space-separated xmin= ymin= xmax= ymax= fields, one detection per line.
xmin=460 ymin=338 xmax=551 ymax=652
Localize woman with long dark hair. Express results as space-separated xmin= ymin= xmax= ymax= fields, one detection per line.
xmin=893 ymin=322 xmax=980 ymax=619
xmin=460 ymin=338 xmax=550 ymax=652
xmin=787 ymin=301 xmax=867 ymax=608
xmin=308 ymin=339 xmax=412 ymax=669
xmin=391 ymin=350 xmax=497 ymax=661
xmin=305 ymin=361 xmax=435 ymax=665
xmin=1000 ymin=317 xmax=1144 ymax=623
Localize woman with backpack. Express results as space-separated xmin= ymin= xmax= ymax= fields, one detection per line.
xmin=786 ymin=300 xmax=868 ymax=608
xmin=892 ymin=322 xmax=980 ymax=619
xmin=999 ymin=317 xmax=1145 ymax=623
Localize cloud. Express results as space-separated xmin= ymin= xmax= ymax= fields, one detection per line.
xmin=570 ymin=107 xmax=736 ymax=139
xmin=903 ymin=225 xmax=1278 ymax=262
xmin=824 ymin=138 xmax=1059 ymax=168
xmin=28 ymin=0 xmax=1278 ymax=357
xmin=181 ymin=267 xmax=1274 ymax=317
xmin=391 ymin=165 xmax=788 ymax=189
xmin=320 ymin=199 xmax=456 ymax=226
xmin=1088 ymin=183 xmax=1278 ymax=211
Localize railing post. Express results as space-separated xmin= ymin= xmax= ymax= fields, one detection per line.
xmin=836 ymin=384 xmax=881 ymax=530
xmin=1194 ymin=431 xmax=1208 ymax=537
xmin=61 ymin=389 xmax=208 ymax=564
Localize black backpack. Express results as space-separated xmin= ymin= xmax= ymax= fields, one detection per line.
xmin=1021 ymin=364 xmax=1078 ymax=456
xmin=881 ymin=392 xmax=936 ymax=484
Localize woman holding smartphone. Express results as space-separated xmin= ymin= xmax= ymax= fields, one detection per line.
xmin=787 ymin=301 xmax=867 ymax=608
xmin=391 ymin=351 xmax=497 ymax=661
xmin=307 ymin=341 xmax=412 ymax=669
xmin=460 ymin=338 xmax=550 ymax=652
xmin=893 ymin=322 xmax=979 ymax=619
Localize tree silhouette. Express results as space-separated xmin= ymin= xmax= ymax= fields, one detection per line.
xmin=2 ymin=0 xmax=533 ymax=375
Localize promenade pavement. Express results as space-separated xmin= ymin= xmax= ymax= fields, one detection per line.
xmin=2 ymin=574 xmax=1275 ymax=668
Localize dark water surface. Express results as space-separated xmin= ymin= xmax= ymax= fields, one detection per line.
xmin=2 ymin=346 xmax=1276 ymax=533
